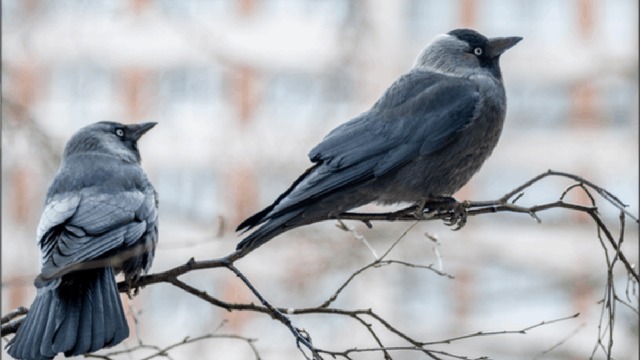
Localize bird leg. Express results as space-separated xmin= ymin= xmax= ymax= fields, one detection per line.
xmin=124 ymin=273 xmax=142 ymax=299
xmin=413 ymin=200 xmax=428 ymax=217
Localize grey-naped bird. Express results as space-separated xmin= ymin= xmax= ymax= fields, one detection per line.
xmin=6 ymin=122 xmax=158 ymax=360
xmin=236 ymin=29 xmax=521 ymax=254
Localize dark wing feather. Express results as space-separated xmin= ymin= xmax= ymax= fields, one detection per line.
xmin=310 ymin=71 xmax=479 ymax=168
xmin=38 ymin=188 xmax=148 ymax=280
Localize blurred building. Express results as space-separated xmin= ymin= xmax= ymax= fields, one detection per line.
xmin=2 ymin=1 xmax=638 ymax=359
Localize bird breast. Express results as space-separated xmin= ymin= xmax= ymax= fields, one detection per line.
xmin=376 ymin=78 xmax=507 ymax=203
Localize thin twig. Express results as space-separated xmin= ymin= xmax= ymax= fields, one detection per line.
xmin=533 ymin=322 xmax=587 ymax=360
xmin=424 ymin=313 xmax=580 ymax=346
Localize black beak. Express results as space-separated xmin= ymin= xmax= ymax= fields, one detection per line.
xmin=128 ymin=122 xmax=157 ymax=141
xmin=486 ymin=36 xmax=522 ymax=58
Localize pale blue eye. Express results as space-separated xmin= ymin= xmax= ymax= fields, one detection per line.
xmin=115 ymin=129 xmax=124 ymax=137
xmin=473 ymin=47 xmax=483 ymax=56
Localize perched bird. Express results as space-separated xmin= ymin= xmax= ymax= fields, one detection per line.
xmin=6 ymin=122 xmax=159 ymax=360
xmin=236 ymin=29 xmax=521 ymax=254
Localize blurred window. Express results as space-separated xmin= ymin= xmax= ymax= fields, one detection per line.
xmin=599 ymin=77 xmax=637 ymax=127
xmin=48 ymin=64 xmax=116 ymax=126
xmin=155 ymin=67 xmax=226 ymax=122
xmin=406 ymin=0 xmax=460 ymax=39
xmin=154 ymin=0 xmax=230 ymax=18
xmin=260 ymin=72 xmax=324 ymax=122
xmin=259 ymin=0 xmax=349 ymax=23
xmin=259 ymin=69 xmax=352 ymax=126
xmin=529 ymin=0 xmax=576 ymax=44
xmin=2 ymin=0 xmax=22 ymax=26
xmin=476 ymin=0 xmax=531 ymax=35
xmin=44 ymin=0 xmax=125 ymax=15
xmin=506 ymin=82 xmax=570 ymax=128
xmin=155 ymin=167 xmax=221 ymax=220
xmin=595 ymin=0 xmax=638 ymax=51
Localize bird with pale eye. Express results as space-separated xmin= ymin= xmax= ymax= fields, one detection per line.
xmin=6 ymin=121 xmax=159 ymax=360
xmin=236 ymin=29 xmax=521 ymax=254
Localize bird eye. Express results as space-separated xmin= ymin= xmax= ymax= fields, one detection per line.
xmin=473 ymin=47 xmax=483 ymax=56
xmin=115 ymin=129 xmax=125 ymax=137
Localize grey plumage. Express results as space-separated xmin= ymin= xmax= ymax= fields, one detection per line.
xmin=236 ymin=29 xmax=521 ymax=254
xmin=6 ymin=121 xmax=158 ymax=360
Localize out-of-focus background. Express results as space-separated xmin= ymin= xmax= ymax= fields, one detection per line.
xmin=2 ymin=1 xmax=638 ymax=359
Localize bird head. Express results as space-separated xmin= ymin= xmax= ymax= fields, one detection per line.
xmin=63 ymin=121 xmax=157 ymax=163
xmin=413 ymin=29 xmax=522 ymax=80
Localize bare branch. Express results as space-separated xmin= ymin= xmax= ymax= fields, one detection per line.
xmin=1 ymin=307 xmax=28 ymax=337
xmin=83 ymin=333 xmax=260 ymax=360
xmin=2 ymin=171 xmax=637 ymax=359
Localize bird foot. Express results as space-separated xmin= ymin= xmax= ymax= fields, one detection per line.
xmin=125 ymin=274 xmax=142 ymax=299
xmin=418 ymin=197 xmax=469 ymax=230
xmin=442 ymin=202 xmax=468 ymax=230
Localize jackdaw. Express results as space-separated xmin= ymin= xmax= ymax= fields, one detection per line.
xmin=236 ymin=29 xmax=521 ymax=254
xmin=6 ymin=121 xmax=158 ymax=360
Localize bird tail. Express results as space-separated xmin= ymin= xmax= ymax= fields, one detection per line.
xmin=236 ymin=210 xmax=304 ymax=255
xmin=236 ymin=164 xmax=321 ymax=234
xmin=6 ymin=267 xmax=129 ymax=360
